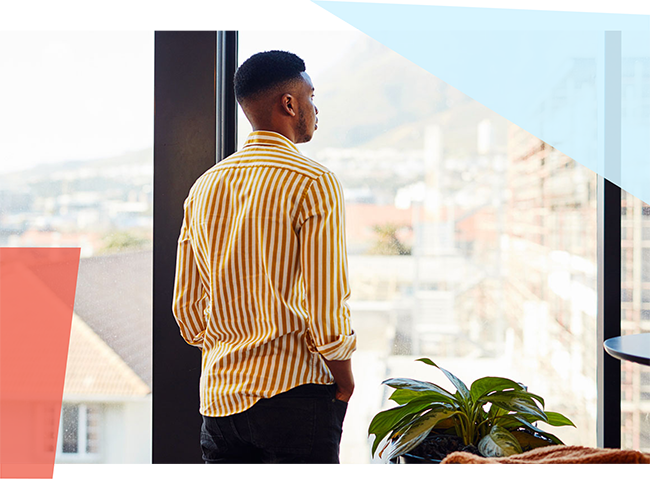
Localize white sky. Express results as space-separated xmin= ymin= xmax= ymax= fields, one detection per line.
xmin=0 ymin=31 xmax=154 ymax=174
xmin=239 ymin=30 xmax=362 ymax=80
xmin=237 ymin=30 xmax=363 ymax=145
xmin=0 ymin=29 xmax=361 ymax=175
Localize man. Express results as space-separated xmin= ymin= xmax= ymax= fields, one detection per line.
xmin=172 ymin=50 xmax=356 ymax=464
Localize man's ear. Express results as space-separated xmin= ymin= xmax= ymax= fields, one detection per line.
xmin=281 ymin=93 xmax=297 ymax=117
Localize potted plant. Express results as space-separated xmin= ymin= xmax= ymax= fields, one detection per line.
xmin=368 ymin=358 xmax=576 ymax=463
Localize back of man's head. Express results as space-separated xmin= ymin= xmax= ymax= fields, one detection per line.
xmin=234 ymin=50 xmax=306 ymax=105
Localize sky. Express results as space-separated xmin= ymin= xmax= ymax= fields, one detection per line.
xmin=0 ymin=29 xmax=362 ymax=175
xmin=237 ymin=30 xmax=363 ymax=146
xmin=0 ymin=31 xmax=155 ymax=174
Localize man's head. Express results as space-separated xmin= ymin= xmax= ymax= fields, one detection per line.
xmin=234 ymin=50 xmax=318 ymax=144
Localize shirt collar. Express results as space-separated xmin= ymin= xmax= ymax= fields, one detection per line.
xmin=242 ymin=131 xmax=300 ymax=154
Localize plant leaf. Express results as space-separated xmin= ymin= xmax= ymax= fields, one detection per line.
xmin=415 ymin=358 xmax=471 ymax=402
xmin=488 ymin=402 xmax=509 ymax=420
xmin=498 ymin=413 xmax=545 ymax=429
xmin=382 ymin=378 xmax=457 ymax=405
xmin=512 ymin=416 xmax=565 ymax=445
xmin=368 ymin=397 xmax=449 ymax=456
xmin=477 ymin=425 xmax=523 ymax=458
xmin=523 ymin=391 xmax=545 ymax=408
xmin=487 ymin=396 xmax=548 ymax=421
xmin=505 ymin=411 xmax=574 ymax=429
xmin=389 ymin=389 xmax=424 ymax=404
xmin=381 ymin=408 xmax=456 ymax=461
xmin=369 ymin=408 xmax=420 ymax=456
xmin=498 ymin=415 xmax=564 ymax=446
xmin=470 ymin=376 xmax=525 ymax=403
xmin=482 ymin=389 xmax=544 ymax=405
xmin=543 ymin=411 xmax=576 ymax=428
xmin=510 ymin=429 xmax=555 ymax=451
xmin=497 ymin=412 xmax=570 ymax=445
xmin=382 ymin=377 xmax=455 ymax=399
xmin=389 ymin=388 xmax=455 ymax=406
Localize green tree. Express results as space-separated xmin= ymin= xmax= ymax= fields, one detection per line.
xmin=100 ymin=231 xmax=150 ymax=254
xmin=367 ymin=223 xmax=411 ymax=256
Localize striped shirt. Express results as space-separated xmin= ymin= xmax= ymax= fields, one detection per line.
xmin=172 ymin=130 xmax=356 ymax=417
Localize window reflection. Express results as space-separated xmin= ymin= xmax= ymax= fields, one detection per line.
xmin=61 ymin=405 xmax=79 ymax=454
xmin=621 ymin=190 xmax=650 ymax=452
xmin=60 ymin=404 xmax=101 ymax=457
xmin=239 ymin=31 xmax=599 ymax=462
xmin=0 ymin=31 xmax=153 ymax=463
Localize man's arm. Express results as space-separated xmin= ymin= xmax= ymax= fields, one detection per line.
xmin=172 ymin=197 xmax=207 ymax=348
xmin=298 ymin=172 xmax=356 ymax=400
xmin=323 ymin=359 xmax=355 ymax=402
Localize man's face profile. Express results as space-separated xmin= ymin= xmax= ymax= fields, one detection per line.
xmin=295 ymin=72 xmax=318 ymax=143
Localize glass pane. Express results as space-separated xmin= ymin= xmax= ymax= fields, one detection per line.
xmin=238 ymin=31 xmax=598 ymax=462
xmin=620 ymin=190 xmax=650 ymax=452
xmin=61 ymin=405 xmax=79 ymax=454
xmin=0 ymin=32 xmax=153 ymax=463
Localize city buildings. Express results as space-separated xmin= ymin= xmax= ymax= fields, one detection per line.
xmin=1 ymin=30 xmax=647 ymax=464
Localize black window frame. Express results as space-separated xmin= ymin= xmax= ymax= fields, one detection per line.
xmin=152 ymin=30 xmax=623 ymax=463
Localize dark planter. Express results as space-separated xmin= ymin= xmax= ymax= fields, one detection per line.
xmin=388 ymin=454 xmax=441 ymax=480
xmin=389 ymin=433 xmax=481 ymax=464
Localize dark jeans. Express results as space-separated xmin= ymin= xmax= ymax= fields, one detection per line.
xmin=200 ymin=383 xmax=348 ymax=464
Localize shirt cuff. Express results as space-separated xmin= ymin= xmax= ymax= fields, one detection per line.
xmin=185 ymin=330 xmax=205 ymax=348
xmin=313 ymin=331 xmax=357 ymax=361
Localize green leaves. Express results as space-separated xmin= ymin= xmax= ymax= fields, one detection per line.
xmin=382 ymin=408 xmax=456 ymax=461
xmin=416 ymin=358 xmax=471 ymax=401
xmin=478 ymin=425 xmax=523 ymax=458
xmin=544 ymin=411 xmax=576 ymax=428
xmin=368 ymin=358 xmax=576 ymax=461
xmin=470 ymin=376 xmax=525 ymax=403
xmin=482 ymin=391 xmax=547 ymax=420
xmin=383 ymin=377 xmax=455 ymax=399
xmin=389 ymin=388 xmax=454 ymax=405
xmin=368 ymin=396 xmax=452 ymax=457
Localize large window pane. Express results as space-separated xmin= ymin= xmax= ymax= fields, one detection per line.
xmin=239 ymin=31 xmax=599 ymax=462
xmin=0 ymin=32 xmax=153 ymax=463
xmin=621 ymin=190 xmax=650 ymax=452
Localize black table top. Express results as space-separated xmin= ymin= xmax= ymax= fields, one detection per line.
xmin=604 ymin=333 xmax=650 ymax=366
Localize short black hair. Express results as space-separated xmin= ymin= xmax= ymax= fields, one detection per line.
xmin=234 ymin=50 xmax=306 ymax=103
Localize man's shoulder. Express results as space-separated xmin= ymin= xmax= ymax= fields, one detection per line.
xmin=214 ymin=145 xmax=333 ymax=182
xmin=288 ymin=151 xmax=332 ymax=179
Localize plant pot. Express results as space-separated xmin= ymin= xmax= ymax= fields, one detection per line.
xmin=389 ymin=433 xmax=481 ymax=464
xmin=388 ymin=454 xmax=441 ymax=480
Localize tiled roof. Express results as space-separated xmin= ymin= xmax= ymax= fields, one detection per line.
xmin=63 ymin=313 xmax=150 ymax=397
xmin=73 ymin=249 xmax=152 ymax=388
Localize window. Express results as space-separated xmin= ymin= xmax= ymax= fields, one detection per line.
xmin=0 ymin=31 xmax=153 ymax=464
xmin=620 ymin=190 xmax=650 ymax=451
xmin=238 ymin=31 xmax=599 ymax=461
xmin=148 ymin=30 xmax=647 ymax=460
xmin=8 ymin=26 xmax=647 ymax=468
xmin=58 ymin=404 xmax=101 ymax=459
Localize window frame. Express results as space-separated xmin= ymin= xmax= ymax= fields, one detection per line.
xmin=152 ymin=30 xmax=624 ymax=462
xmin=57 ymin=403 xmax=102 ymax=462
xmin=152 ymin=31 xmax=221 ymax=464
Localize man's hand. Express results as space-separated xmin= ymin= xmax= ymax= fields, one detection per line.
xmin=334 ymin=385 xmax=354 ymax=403
xmin=323 ymin=358 xmax=354 ymax=403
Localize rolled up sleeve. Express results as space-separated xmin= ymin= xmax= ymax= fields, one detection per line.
xmin=298 ymin=172 xmax=356 ymax=361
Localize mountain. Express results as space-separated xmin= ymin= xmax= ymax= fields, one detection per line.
xmin=307 ymin=35 xmax=487 ymax=152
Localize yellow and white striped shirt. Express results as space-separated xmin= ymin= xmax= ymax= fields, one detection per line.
xmin=172 ymin=131 xmax=356 ymax=417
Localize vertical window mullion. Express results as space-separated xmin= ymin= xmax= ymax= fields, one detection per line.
xmin=597 ymin=30 xmax=622 ymax=449
xmin=216 ymin=31 xmax=238 ymax=161
xmin=153 ymin=31 xmax=231 ymax=463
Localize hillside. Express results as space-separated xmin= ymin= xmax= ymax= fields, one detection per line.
xmin=306 ymin=35 xmax=506 ymax=153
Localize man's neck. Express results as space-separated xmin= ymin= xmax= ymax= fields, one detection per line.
xmin=251 ymin=125 xmax=298 ymax=144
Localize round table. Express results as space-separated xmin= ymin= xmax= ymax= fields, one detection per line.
xmin=603 ymin=333 xmax=650 ymax=366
